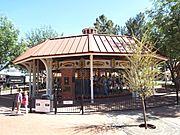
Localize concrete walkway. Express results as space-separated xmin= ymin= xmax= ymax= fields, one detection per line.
xmin=0 ymin=105 xmax=180 ymax=135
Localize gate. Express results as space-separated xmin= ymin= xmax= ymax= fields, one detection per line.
xmin=53 ymin=87 xmax=83 ymax=114
xmin=55 ymin=98 xmax=82 ymax=114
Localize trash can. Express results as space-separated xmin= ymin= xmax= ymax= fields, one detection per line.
xmin=35 ymin=94 xmax=53 ymax=113
xmin=41 ymin=94 xmax=54 ymax=112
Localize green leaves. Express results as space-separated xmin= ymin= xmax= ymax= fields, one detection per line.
xmin=149 ymin=0 xmax=180 ymax=59
xmin=123 ymin=35 xmax=162 ymax=98
xmin=0 ymin=16 xmax=24 ymax=70
xmin=0 ymin=15 xmax=62 ymax=71
xmin=120 ymin=12 xmax=147 ymax=40
xmin=94 ymin=14 xmax=120 ymax=35
xmin=147 ymin=0 xmax=180 ymax=82
xmin=26 ymin=25 xmax=59 ymax=47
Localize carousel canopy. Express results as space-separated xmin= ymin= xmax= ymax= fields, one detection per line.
xmin=13 ymin=28 xmax=166 ymax=64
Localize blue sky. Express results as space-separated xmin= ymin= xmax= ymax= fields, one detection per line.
xmin=0 ymin=0 xmax=152 ymax=38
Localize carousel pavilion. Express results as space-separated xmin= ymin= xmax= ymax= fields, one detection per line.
xmin=13 ymin=28 xmax=166 ymax=103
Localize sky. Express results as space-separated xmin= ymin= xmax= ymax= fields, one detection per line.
xmin=0 ymin=0 xmax=152 ymax=38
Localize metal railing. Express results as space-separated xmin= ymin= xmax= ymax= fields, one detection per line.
xmin=54 ymin=93 xmax=176 ymax=114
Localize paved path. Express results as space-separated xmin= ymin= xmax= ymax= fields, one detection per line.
xmin=0 ymin=90 xmax=180 ymax=135
xmin=0 ymin=105 xmax=180 ymax=135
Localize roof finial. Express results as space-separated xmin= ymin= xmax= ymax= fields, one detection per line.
xmin=82 ymin=27 xmax=97 ymax=34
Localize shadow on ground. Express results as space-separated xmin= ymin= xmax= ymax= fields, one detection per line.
xmin=70 ymin=123 xmax=139 ymax=135
xmin=147 ymin=105 xmax=180 ymax=118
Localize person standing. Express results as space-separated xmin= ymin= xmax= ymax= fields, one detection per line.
xmin=23 ymin=91 xmax=29 ymax=114
xmin=16 ymin=89 xmax=22 ymax=114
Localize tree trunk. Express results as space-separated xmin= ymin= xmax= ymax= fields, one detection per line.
xmin=175 ymin=80 xmax=179 ymax=105
xmin=144 ymin=98 xmax=147 ymax=111
xmin=176 ymin=88 xmax=179 ymax=105
xmin=141 ymin=97 xmax=147 ymax=129
xmin=167 ymin=61 xmax=179 ymax=105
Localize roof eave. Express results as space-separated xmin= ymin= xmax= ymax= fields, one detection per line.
xmin=13 ymin=52 xmax=133 ymax=65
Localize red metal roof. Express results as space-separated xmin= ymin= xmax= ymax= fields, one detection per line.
xmin=13 ymin=34 xmax=139 ymax=64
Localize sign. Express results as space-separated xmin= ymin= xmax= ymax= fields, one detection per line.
xmin=63 ymin=100 xmax=73 ymax=104
xmin=6 ymin=76 xmax=25 ymax=84
xmin=35 ymin=99 xmax=50 ymax=112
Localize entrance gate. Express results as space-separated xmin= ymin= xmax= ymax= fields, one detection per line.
xmin=53 ymin=87 xmax=83 ymax=114
xmin=55 ymin=98 xmax=82 ymax=114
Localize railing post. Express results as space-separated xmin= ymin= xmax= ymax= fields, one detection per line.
xmin=80 ymin=68 xmax=85 ymax=115
xmin=54 ymin=88 xmax=57 ymax=115
xmin=81 ymin=94 xmax=84 ymax=115
xmin=11 ymin=85 xmax=13 ymax=95
xmin=12 ymin=95 xmax=15 ymax=111
xmin=29 ymin=96 xmax=32 ymax=113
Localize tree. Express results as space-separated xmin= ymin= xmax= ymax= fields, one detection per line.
xmin=26 ymin=25 xmax=60 ymax=47
xmin=120 ymin=12 xmax=147 ymax=40
xmin=148 ymin=0 xmax=180 ymax=104
xmin=0 ymin=16 xmax=26 ymax=71
xmin=123 ymin=35 xmax=162 ymax=129
xmin=94 ymin=14 xmax=120 ymax=35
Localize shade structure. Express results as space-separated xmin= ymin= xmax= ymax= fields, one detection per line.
xmin=14 ymin=32 xmax=168 ymax=65
xmin=14 ymin=33 xmax=167 ymax=64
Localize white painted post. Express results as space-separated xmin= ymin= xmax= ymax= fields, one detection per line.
xmin=36 ymin=60 xmax=39 ymax=92
xmin=48 ymin=59 xmax=53 ymax=95
xmin=29 ymin=64 xmax=32 ymax=97
xmin=32 ymin=59 xmax=36 ymax=98
xmin=90 ymin=54 xmax=94 ymax=103
xmin=40 ymin=59 xmax=49 ymax=95
xmin=21 ymin=62 xmax=32 ymax=97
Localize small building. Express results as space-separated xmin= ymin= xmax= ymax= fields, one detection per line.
xmin=0 ymin=67 xmax=25 ymax=88
xmin=13 ymin=28 xmax=166 ymax=102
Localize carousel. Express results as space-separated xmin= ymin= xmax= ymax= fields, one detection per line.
xmin=13 ymin=28 xmax=166 ymax=103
